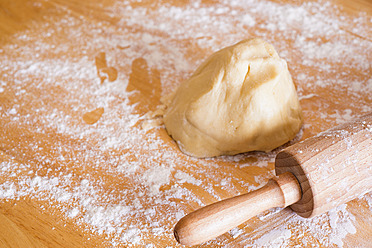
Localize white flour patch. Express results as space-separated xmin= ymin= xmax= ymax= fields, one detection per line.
xmin=174 ymin=171 xmax=202 ymax=186
xmin=255 ymin=227 xmax=292 ymax=247
xmin=0 ymin=0 xmax=371 ymax=247
xmin=141 ymin=166 xmax=173 ymax=195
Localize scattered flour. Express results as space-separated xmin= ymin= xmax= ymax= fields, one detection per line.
xmin=229 ymin=227 xmax=244 ymax=239
xmin=141 ymin=166 xmax=173 ymax=195
xmin=0 ymin=0 xmax=371 ymax=247
xmin=121 ymin=227 xmax=141 ymax=244
xmin=328 ymin=205 xmax=357 ymax=247
xmin=255 ymin=227 xmax=292 ymax=247
xmin=174 ymin=171 xmax=202 ymax=186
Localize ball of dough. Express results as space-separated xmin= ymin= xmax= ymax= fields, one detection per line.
xmin=164 ymin=38 xmax=303 ymax=158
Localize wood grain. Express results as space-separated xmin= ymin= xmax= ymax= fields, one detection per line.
xmin=0 ymin=0 xmax=371 ymax=247
xmin=276 ymin=113 xmax=372 ymax=218
xmin=0 ymin=199 xmax=106 ymax=247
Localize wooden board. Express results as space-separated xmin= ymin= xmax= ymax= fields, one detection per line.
xmin=0 ymin=0 xmax=371 ymax=247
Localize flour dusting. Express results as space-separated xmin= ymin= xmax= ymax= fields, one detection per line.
xmin=0 ymin=0 xmax=371 ymax=247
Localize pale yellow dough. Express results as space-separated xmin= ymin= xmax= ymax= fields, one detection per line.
xmin=164 ymin=38 xmax=303 ymax=158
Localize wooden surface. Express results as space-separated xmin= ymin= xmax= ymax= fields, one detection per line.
xmin=0 ymin=0 xmax=371 ymax=247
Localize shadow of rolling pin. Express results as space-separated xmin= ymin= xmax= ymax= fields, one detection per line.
xmin=174 ymin=112 xmax=372 ymax=246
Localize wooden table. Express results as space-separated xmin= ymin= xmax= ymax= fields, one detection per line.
xmin=0 ymin=0 xmax=371 ymax=247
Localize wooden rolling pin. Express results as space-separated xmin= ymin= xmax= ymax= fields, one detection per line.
xmin=174 ymin=113 xmax=372 ymax=246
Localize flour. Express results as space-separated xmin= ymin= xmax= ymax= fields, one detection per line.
xmin=239 ymin=202 xmax=363 ymax=248
xmin=255 ymin=227 xmax=292 ymax=247
xmin=0 ymin=0 xmax=371 ymax=247
xmin=174 ymin=171 xmax=202 ymax=186
xmin=142 ymin=166 xmax=173 ymax=195
xmin=229 ymin=227 xmax=244 ymax=239
xmin=328 ymin=205 xmax=357 ymax=247
xmin=8 ymin=108 xmax=17 ymax=115
xmin=121 ymin=227 xmax=141 ymax=244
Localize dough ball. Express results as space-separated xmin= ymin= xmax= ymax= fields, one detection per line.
xmin=164 ymin=38 xmax=303 ymax=158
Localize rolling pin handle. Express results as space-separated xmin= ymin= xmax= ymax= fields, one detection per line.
xmin=275 ymin=171 xmax=302 ymax=207
xmin=173 ymin=172 xmax=302 ymax=246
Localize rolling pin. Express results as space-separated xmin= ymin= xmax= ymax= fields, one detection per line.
xmin=174 ymin=112 xmax=372 ymax=246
